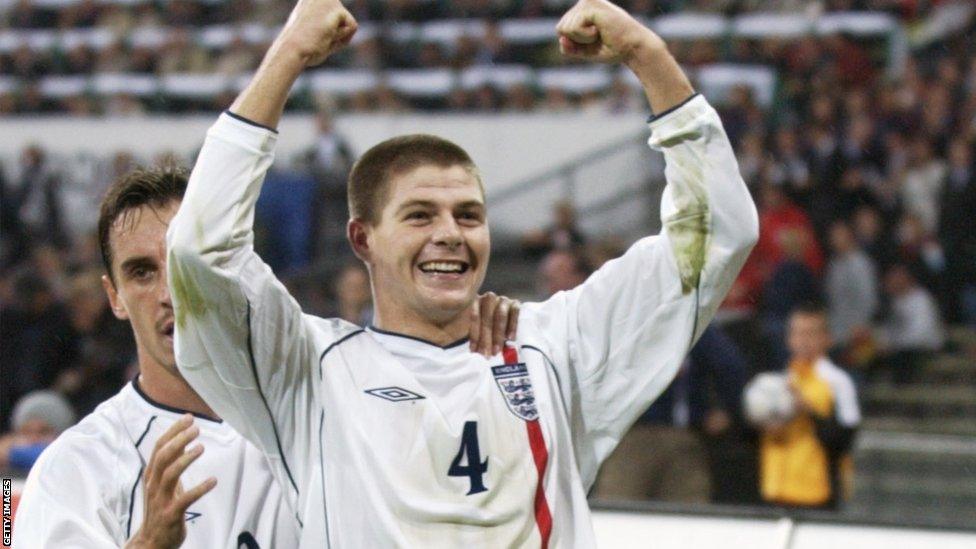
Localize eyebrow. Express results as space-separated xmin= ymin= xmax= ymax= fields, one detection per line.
xmin=395 ymin=199 xmax=485 ymax=215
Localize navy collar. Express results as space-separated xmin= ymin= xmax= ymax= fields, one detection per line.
xmin=132 ymin=377 xmax=222 ymax=424
xmin=367 ymin=325 xmax=469 ymax=350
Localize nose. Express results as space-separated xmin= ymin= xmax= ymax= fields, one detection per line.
xmin=159 ymin=266 xmax=172 ymax=309
xmin=432 ymin=215 xmax=463 ymax=249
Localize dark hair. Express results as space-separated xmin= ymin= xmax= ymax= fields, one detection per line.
xmin=790 ymin=301 xmax=828 ymax=320
xmin=98 ymin=166 xmax=188 ymax=284
xmin=347 ymin=134 xmax=482 ymax=225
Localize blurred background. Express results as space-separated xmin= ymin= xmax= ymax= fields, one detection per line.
xmin=1 ymin=0 xmax=974 ymax=541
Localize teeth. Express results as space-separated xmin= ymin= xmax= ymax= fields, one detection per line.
xmin=420 ymin=261 xmax=464 ymax=273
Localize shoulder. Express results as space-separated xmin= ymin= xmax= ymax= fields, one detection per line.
xmin=305 ymin=315 xmax=368 ymax=349
xmin=815 ymin=358 xmax=861 ymax=423
xmin=30 ymin=397 xmax=131 ymax=483
xmin=20 ymin=403 xmax=133 ymax=520
xmin=815 ymin=359 xmax=856 ymax=393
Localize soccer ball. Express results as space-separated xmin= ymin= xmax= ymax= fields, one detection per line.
xmin=742 ymin=373 xmax=797 ymax=427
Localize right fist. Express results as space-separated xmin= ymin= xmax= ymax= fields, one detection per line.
xmin=280 ymin=0 xmax=358 ymax=67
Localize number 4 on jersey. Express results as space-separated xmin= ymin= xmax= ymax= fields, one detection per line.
xmin=449 ymin=421 xmax=488 ymax=495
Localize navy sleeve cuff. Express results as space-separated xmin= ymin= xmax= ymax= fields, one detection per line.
xmin=224 ymin=110 xmax=279 ymax=134
xmin=646 ymin=92 xmax=700 ymax=124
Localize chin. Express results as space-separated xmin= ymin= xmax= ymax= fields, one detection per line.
xmin=422 ymin=293 xmax=474 ymax=321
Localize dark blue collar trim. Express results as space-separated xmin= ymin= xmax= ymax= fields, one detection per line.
xmin=131 ymin=378 xmax=222 ymax=423
xmin=647 ymin=92 xmax=700 ymax=124
xmin=224 ymin=110 xmax=279 ymax=134
xmin=368 ymin=325 xmax=469 ymax=350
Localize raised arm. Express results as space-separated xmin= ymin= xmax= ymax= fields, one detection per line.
xmin=523 ymin=0 xmax=759 ymax=486
xmin=165 ymin=0 xmax=358 ymax=515
xmin=229 ymin=0 xmax=356 ymax=129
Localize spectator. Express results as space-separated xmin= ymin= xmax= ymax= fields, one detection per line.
xmin=825 ymin=220 xmax=878 ymax=353
xmin=593 ymin=325 xmax=752 ymax=504
xmin=759 ymin=230 xmax=822 ymax=369
xmin=0 ymin=391 xmax=75 ymax=472
xmin=0 ymin=273 xmax=78 ymax=430
xmin=852 ymin=205 xmax=895 ymax=271
xmin=6 ymin=146 xmax=67 ymax=248
xmin=334 ymin=262 xmax=373 ymax=326
xmin=938 ymin=138 xmax=976 ymax=325
xmin=899 ymin=136 xmax=946 ymax=235
xmin=521 ymin=200 xmax=586 ymax=257
xmin=874 ymin=264 xmax=945 ymax=384
xmin=307 ymin=108 xmax=354 ymax=259
xmin=759 ymin=304 xmax=861 ymax=510
xmin=537 ymin=248 xmax=589 ymax=297
xmin=754 ymin=183 xmax=824 ymax=279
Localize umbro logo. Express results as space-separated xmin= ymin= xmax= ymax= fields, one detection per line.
xmin=364 ymin=387 xmax=425 ymax=402
xmin=185 ymin=511 xmax=202 ymax=523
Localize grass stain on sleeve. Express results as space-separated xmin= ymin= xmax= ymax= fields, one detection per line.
xmin=171 ymin=260 xmax=208 ymax=329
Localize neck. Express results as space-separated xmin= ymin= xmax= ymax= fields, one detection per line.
xmin=371 ymin=303 xmax=468 ymax=347
xmin=138 ymin=355 xmax=219 ymax=420
xmin=338 ymin=299 xmax=366 ymax=324
xmin=790 ymin=356 xmax=819 ymax=372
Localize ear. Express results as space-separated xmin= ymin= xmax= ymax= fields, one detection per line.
xmin=347 ymin=218 xmax=372 ymax=263
xmin=101 ymin=274 xmax=129 ymax=320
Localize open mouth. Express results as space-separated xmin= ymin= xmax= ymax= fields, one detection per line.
xmin=417 ymin=260 xmax=470 ymax=275
xmin=161 ymin=322 xmax=174 ymax=337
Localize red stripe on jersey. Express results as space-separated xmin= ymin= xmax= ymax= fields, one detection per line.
xmin=526 ymin=420 xmax=552 ymax=547
xmin=503 ymin=345 xmax=553 ymax=548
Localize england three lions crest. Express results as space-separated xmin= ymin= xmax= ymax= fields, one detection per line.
xmin=491 ymin=363 xmax=539 ymax=421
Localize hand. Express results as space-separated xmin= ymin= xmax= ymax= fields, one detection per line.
xmin=127 ymin=415 xmax=216 ymax=549
xmin=276 ymin=0 xmax=358 ymax=68
xmin=468 ymin=292 xmax=521 ymax=358
xmin=556 ymin=0 xmax=663 ymax=64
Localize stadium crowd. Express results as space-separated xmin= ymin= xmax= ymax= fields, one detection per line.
xmin=2 ymin=0 xmax=975 ymax=511
xmin=0 ymin=0 xmax=971 ymax=113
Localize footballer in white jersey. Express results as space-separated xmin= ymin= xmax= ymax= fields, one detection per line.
xmin=167 ymin=0 xmax=758 ymax=546
xmin=13 ymin=381 xmax=299 ymax=548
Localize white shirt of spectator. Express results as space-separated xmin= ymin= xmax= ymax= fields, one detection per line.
xmin=167 ymin=96 xmax=758 ymax=547
xmin=812 ymin=356 xmax=862 ymax=428
xmin=13 ymin=381 xmax=300 ymax=548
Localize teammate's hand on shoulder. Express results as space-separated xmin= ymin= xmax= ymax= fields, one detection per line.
xmin=126 ymin=415 xmax=216 ymax=549
xmin=277 ymin=0 xmax=358 ymax=67
xmin=556 ymin=0 xmax=664 ymax=64
xmin=468 ymin=292 xmax=520 ymax=358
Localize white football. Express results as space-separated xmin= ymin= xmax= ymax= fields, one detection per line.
xmin=743 ymin=372 xmax=797 ymax=427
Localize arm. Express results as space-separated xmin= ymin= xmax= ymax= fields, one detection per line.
xmin=812 ymin=367 xmax=861 ymax=454
xmin=166 ymin=0 xmax=357 ymax=514
xmin=524 ymin=0 xmax=758 ymax=485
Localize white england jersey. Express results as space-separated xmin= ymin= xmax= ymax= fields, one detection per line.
xmin=12 ymin=380 xmax=300 ymax=548
xmin=167 ymin=95 xmax=758 ymax=547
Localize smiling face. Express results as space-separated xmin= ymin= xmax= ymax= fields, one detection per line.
xmin=101 ymin=200 xmax=179 ymax=374
xmin=351 ymin=164 xmax=489 ymax=330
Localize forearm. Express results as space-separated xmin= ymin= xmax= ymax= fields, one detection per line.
xmin=229 ymin=43 xmax=306 ymax=130
xmin=229 ymin=0 xmax=357 ymax=129
xmin=625 ymin=36 xmax=695 ymax=116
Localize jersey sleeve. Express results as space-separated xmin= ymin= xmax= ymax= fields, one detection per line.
xmin=12 ymin=434 xmax=125 ymax=548
xmin=166 ymin=113 xmax=332 ymax=516
xmin=521 ymin=95 xmax=759 ymax=486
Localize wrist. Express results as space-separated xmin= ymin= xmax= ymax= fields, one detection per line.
xmin=623 ymin=29 xmax=669 ymax=78
xmin=264 ymin=38 xmax=311 ymax=75
xmin=125 ymin=531 xmax=149 ymax=549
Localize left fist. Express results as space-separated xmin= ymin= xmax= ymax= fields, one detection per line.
xmin=556 ymin=0 xmax=662 ymax=64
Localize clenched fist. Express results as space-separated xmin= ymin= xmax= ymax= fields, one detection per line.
xmin=556 ymin=0 xmax=663 ymax=65
xmin=278 ymin=0 xmax=358 ymax=67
